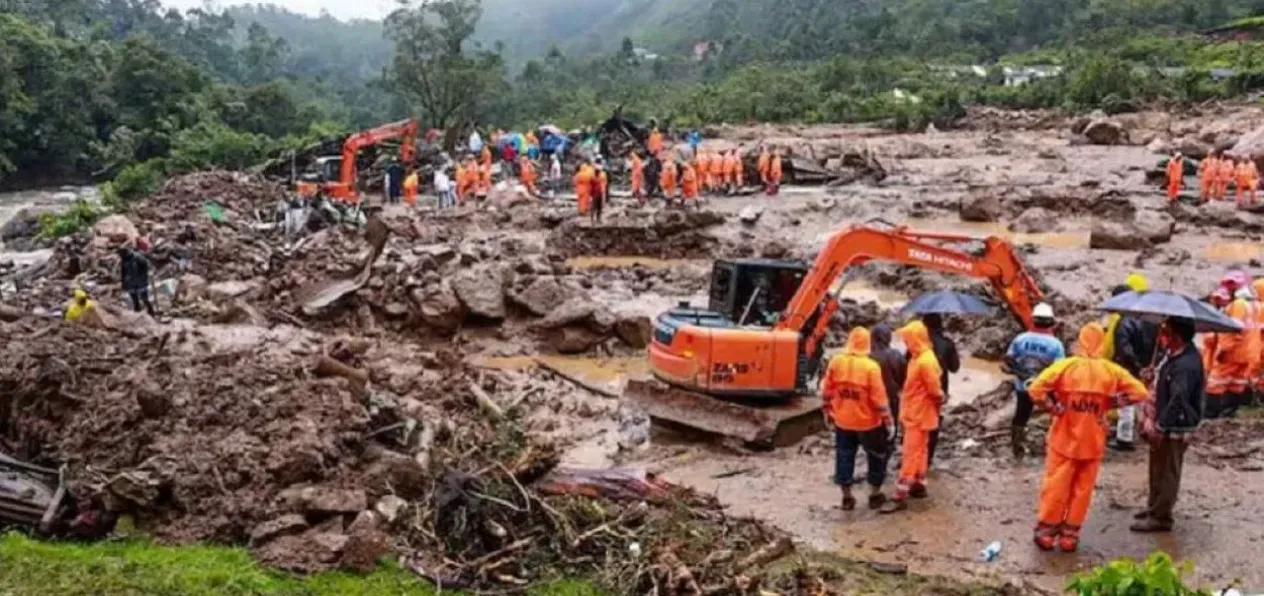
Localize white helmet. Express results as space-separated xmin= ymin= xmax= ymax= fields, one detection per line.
xmin=1033 ymin=303 xmax=1055 ymax=320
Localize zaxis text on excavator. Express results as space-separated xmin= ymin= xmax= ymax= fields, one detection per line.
xmin=626 ymin=225 xmax=1044 ymax=445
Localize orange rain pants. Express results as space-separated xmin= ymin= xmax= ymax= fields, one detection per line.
xmin=767 ymin=156 xmax=783 ymax=195
xmin=1206 ymin=297 xmax=1254 ymax=397
xmin=659 ymin=159 xmax=677 ymax=199
xmin=1037 ymin=452 xmax=1101 ymax=531
xmin=894 ymin=321 xmax=943 ymax=498
xmin=519 ymin=159 xmax=538 ymax=197
xmin=1217 ymin=159 xmax=1235 ymax=201
xmin=630 ymin=155 xmax=644 ymax=199
xmin=681 ymin=165 xmax=699 ymax=201
xmin=757 ymin=151 xmax=770 ymax=185
xmin=574 ymin=166 xmax=594 ymax=215
xmin=1166 ymin=158 xmax=1183 ymax=203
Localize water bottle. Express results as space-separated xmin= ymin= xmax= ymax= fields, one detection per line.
xmin=978 ymin=540 xmax=1003 ymax=562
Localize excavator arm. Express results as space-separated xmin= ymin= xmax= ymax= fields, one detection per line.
xmin=334 ymin=118 xmax=419 ymax=200
xmin=781 ymin=226 xmax=1043 ymax=360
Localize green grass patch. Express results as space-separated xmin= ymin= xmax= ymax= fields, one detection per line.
xmin=0 ymin=532 xmax=604 ymax=596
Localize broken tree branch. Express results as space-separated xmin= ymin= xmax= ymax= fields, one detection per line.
xmin=468 ymin=381 xmax=504 ymax=421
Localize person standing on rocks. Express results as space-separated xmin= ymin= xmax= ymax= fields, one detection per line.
xmin=880 ymin=320 xmax=943 ymax=514
xmin=822 ymin=327 xmax=893 ymax=511
xmin=629 ymin=151 xmax=645 ymax=202
xmin=548 ymin=153 xmax=563 ymax=199
xmin=757 ymin=145 xmax=770 ymax=188
xmin=385 ymin=159 xmax=403 ymax=205
xmin=1004 ymin=303 xmax=1066 ymax=460
xmin=921 ymin=313 xmax=960 ymax=467
xmin=1029 ymin=322 xmax=1149 ymax=552
xmin=118 ymin=244 xmax=154 ymax=316
xmin=1165 ymin=152 xmax=1184 ymax=204
xmin=1132 ymin=317 xmax=1204 ymax=533
xmin=1198 ymin=153 xmax=1215 ymax=203
xmin=592 ymin=162 xmax=608 ymax=223
xmin=767 ymin=149 xmax=783 ymax=196
xmin=1216 ymin=152 xmax=1235 ymax=202
xmin=574 ymin=159 xmax=595 ymax=217
xmin=870 ymin=324 xmax=908 ymax=443
xmin=1236 ymin=156 xmax=1259 ymax=207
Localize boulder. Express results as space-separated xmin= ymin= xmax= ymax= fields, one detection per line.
xmin=511 ymin=276 xmax=571 ymax=317
xmin=1146 ymin=138 xmax=1172 ymax=155
xmin=614 ymin=314 xmax=653 ymax=349
xmin=1090 ymin=213 xmax=1172 ymax=250
xmin=206 ymin=280 xmax=260 ymax=302
xmin=1134 ymin=210 xmax=1175 ymax=244
xmin=1083 ymin=119 xmax=1129 ymax=146
xmin=410 ymin=282 xmax=463 ymax=332
xmin=738 ymin=205 xmax=764 ymax=225
xmin=0 ymin=206 xmax=59 ymax=241
xmin=1069 ymin=116 xmax=1092 ymax=136
xmin=253 ymin=530 xmax=349 ymax=574
xmin=760 ymin=239 xmax=791 ymax=259
xmin=452 ymin=266 xmax=506 ymax=319
xmin=280 ymin=487 xmax=367 ymax=515
xmin=1176 ymin=137 xmax=1210 ymax=160
xmin=92 ymin=215 xmax=139 ymax=243
xmin=537 ymin=300 xmax=597 ymax=329
xmin=959 ymin=192 xmax=1003 ymax=222
xmin=1008 ymin=207 xmax=1062 ymax=234
xmin=548 ymin=326 xmax=605 ymax=354
xmin=374 ymin=495 xmax=408 ymax=523
xmin=341 ymin=511 xmax=392 ymax=573
xmin=249 ymin=514 xmax=309 ymax=548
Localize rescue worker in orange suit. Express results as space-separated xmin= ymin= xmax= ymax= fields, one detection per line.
xmin=767 ymin=150 xmax=784 ymax=196
xmin=880 ymin=320 xmax=944 ymax=514
xmin=518 ymin=156 xmax=538 ymax=198
xmin=757 ymin=146 xmax=771 ymax=187
xmin=480 ymin=145 xmax=492 ymax=169
xmin=722 ymin=150 xmax=739 ymax=194
xmin=1237 ymin=157 xmax=1259 ymax=207
xmin=1217 ymin=152 xmax=1236 ymax=201
xmin=591 ymin=162 xmax=608 ymax=223
xmin=733 ymin=148 xmax=745 ymax=190
xmin=573 ymin=160 xmax=595 ymax=217
xmin=680 ymin=162 xmax=700 ymax=206
xmin=1205 ymin=270 xmax=1255 ymax=418
xmin=692 ymin=150 xmax=707 ymax=193
xmin=705 ymin=150 xmax=721 ymax=192
xmin=659 ymin=155 xmax=678 ymax=200
xmin=629 ymin=152 xmax=645 ymax=202
xmin=402 ymin=168 xmax=419 ymax=206
xmin=1253 ymin=278 xmax=1264 ymax=396
xmin=456 ymin=158 xmax=476 ymax=203
xmin=477 ymin=159 xmax=492 ymax=198
xmin=1198 ymin=154 xmax=1215 ymax=203
xmin=647 ymin=123 xmax=664 ymax=156
xmin=1028 ymin=322 xmax=1149 ymax=552
xmin=1165 ymin=152 xmax=1184 ymax=203
xmin=822 ymin=327 xmax=893 ymax=511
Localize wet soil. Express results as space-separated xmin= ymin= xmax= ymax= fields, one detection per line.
xmin=8 ymin=105 xmax=1264 ymax=590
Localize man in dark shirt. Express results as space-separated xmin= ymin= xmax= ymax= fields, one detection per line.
xmin=1132 ymin=317 xmax=1204 ymax=533
xmin=921 ymin=314 xmax=960 ymax=465
xmin=870 ymin=324 xmax=908 ymax=439
xmin=118 ymin=245 xmax=154 ymax=316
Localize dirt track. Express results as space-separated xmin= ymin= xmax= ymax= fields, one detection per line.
xmin=7 ymin=104 xmax=1264 ymax=591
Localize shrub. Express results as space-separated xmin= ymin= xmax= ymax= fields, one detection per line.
xmin=1066 ymin=553 xmax=1213 ymax=596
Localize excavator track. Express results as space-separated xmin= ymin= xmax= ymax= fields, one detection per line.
xmin=624 ymin=378 xmax=824 ymax=447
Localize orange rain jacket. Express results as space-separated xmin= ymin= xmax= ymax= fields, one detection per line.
xmin=757 ymin=150 xmax=770 ymax=182
xmin=659 ymin=158 xmax=677 ymax=195
xmin=574 ymin=164 xmax=595 ymax=213
xmin=822 ymin=327 xmax=891 ymax=431
xmin=630 ymin=154 xmax=644 ymax=194
xmin=1166 ymin=157 xmax=1183 ymax=186
xmin=896 ymin=321 xmax=945 ymax=431
xmin=1205 ymin=296 xmax=1254 ymax=372
xmin=1028 ymin=322 xmax=1149 ymax=461
xmin=680 ymin=164 xmax=699 ymax=199
xmin=769 ymin=154 xmax=783 ymax=183
xmin=648 ymin=129 xmax=664 ymax=155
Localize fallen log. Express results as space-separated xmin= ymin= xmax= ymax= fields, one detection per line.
xmin=736 ymin=536 xmax=794 ymax=569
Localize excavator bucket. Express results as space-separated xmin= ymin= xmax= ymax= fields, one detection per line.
xmin=623 ymin=378 xmax=823 ymax=447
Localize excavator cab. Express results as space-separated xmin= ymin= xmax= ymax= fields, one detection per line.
xmin=707 ymin=259 xmax=808 ymax=327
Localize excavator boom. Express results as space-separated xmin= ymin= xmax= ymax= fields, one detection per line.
xmin=632 ymin=224 xmax=1044 ymax=446
xmin=298 ymin=118 xmax=419 ymax=202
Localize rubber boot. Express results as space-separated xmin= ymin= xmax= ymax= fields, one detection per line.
xmin=1033 ymin=522 xmax=1058 ymax=552
xmin=1057 ymin=525 xmax=1081 ymax=553
xmin=1011 ymin=426 xmax=1028 ymax=460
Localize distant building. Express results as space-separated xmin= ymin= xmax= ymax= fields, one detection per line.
xmin=1002 ymin=65 xmax=1064 ymax=87
xmin=632 ymin=47 xmax=659 ymax=61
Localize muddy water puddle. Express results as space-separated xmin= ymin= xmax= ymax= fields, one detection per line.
xmin=1205 ymin=241 xmax=1264 ymax=262
xmin=833 ymin=279 xmax=908 ymax=309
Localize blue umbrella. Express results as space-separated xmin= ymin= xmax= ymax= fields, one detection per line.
xmin=1097 ymin=290 xmax=1242 ymax=333
xmin=900 ymin=290 xmax=992 ymax=317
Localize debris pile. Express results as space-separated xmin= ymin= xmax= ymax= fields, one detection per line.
xmin=0 ymin=317 xmax=805 ymax=592
xmin=548 ymin=210 xmax=725 ymax=258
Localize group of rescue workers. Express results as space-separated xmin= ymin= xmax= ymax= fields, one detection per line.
xmin=1165 ymin=150 xmax=1260 ymax=206
xmin=821 ymin=269 xmax=1257 ymax=553
xmin=407 ymin=123 xmax=788 ymax=219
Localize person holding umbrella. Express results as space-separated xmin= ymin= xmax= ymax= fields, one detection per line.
xmin=1095 ymin=289 xmax=1231 ymax=533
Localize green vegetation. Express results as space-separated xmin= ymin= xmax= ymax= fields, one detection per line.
xmin=0 ymin=532 xmax=602 ymax=596
xmin=1067 ymin=552 xmax=1215 ymax=596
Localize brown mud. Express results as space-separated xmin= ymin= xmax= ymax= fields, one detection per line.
xmin=6 ymin=104 xmax=1264 ymax=592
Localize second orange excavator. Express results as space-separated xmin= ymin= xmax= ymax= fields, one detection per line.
xmin=626 ymin=225 xmax=1044 ymax=445
xmin=296 ymin=118 xmax=419 ymax=203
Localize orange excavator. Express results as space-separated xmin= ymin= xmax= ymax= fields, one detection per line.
xmin=626 ymin=225 xmax=1044 ymax=445
xmin=296 ymin=118 xmax=419 ymax=203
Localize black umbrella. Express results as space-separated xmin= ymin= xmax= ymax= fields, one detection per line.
xmin=899 ymin=290 xmax=991 ymax=317
xmin=1097 ymin=290 xmax=1243 ymax=333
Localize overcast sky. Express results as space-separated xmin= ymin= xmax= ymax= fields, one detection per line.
xmin=161 ymin=0 xmax=394 ymax=21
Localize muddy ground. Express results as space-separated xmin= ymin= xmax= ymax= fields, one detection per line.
xmin=6 ymin=104 xmax=1264 ymax=593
